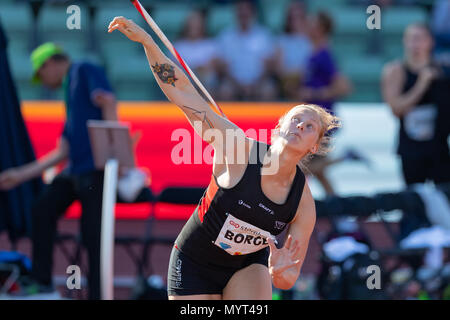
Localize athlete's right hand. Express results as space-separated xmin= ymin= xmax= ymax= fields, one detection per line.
xmin=0 ymin=167 xmax=25 ymax=190
xmin=108 ymin=16 xmax=149 ymax=44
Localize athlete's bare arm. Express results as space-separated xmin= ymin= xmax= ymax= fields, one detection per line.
xmin=108 ymin=16 xmax=251 ymax=177
xmin=268 ymin=181 xmax=316 ymax=290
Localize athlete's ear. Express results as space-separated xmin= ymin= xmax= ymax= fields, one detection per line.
xmin=310 ymin=144 xmax=318 ymax=154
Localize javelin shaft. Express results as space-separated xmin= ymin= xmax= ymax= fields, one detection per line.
xmin=130 ymin=0 xmax=227 ymax=118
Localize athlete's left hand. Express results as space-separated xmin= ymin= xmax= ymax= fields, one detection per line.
xmin=267 ymin=234 xmax=302 ymax=277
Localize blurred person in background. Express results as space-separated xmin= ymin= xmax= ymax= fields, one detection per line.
xmin=299 ymin=11 xmax=350 ymax=122
xmin=382 ymin=23 xmax=450 ymax=187
xmin=0 ymin=18 xmax=44 ymax=243
xmin=430 ymin=0 xmax=450 ymax=59
xmin=174 ymin=9 xmax=219 ymax=94
xmin=0 ymin=43 xmax=117 ymax=299
xmin=273 ymin=0 xmax=312 ymax=101
xmin=382 ymin=23 xmax=450 ymax=237
xmin=298 ymin=11 xmax=359 ymax=196
xmin=215 ymin=0 xmax=278 ymax=101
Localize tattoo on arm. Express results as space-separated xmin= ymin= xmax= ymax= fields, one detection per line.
xmin=182 ymin=105 xmax=214 ymax=129
xmin=152 ymin=62 xmax=178 ymax=86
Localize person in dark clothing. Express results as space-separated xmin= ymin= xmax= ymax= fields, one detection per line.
xmin=0 ymin=43 xmax=118 ymax=299
xmin=299 ymin=12 xmax=351 ymax=114
xmin=0 ymin=19 xmax=43 ymax=242
xmin=298 ymin=11 xmax=356 ymax=196
xmin=382 ymin=23 xmax=450 ymax=238
xmin=382 ymin=23 xmax=450 ymax=186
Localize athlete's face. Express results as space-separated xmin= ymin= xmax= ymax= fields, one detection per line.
xmin=279 ymin=107 xmax=320 ymax=155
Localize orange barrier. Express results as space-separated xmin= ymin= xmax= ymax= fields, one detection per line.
xmin=21 ymin=101 xmax=293 ymax=120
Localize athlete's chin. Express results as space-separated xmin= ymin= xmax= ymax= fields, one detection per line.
xmin=285 ymin=139 xmax=309 ymax=155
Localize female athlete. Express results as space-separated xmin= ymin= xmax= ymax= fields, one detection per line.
xmin=108 ymin=16 xmax=339 ymax=300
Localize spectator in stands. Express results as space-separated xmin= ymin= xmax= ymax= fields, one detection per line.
xmin=382 ymin=23 xmax=450 ymax=237
xmin=299 ymin=11 xmax=351 ymax=114
xmin=174 ymin=9 xmax=219 ymax=93
xmin=215 ymin=0 xmax=278 ymax=101
xmin=298 ymin=11 xmax=355 ymax=195
xmin=274 ymin=0 xmax=312 ymax=101
xmin=0 ymin=43 xmax=118 ymax=299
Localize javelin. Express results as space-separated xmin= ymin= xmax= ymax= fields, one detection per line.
xmin=129 ymin=0 xmax=227 ymax=118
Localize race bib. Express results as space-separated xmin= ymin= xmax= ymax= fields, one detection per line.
xmin=214 ymin=214 xmax=274 ymax=256
xmin=404 ymin=104 xmax=437 ymax=141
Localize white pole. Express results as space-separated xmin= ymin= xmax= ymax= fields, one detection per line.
xmin=100 ymin=158 xmax=119 ymax=300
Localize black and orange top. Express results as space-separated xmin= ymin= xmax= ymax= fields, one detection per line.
xmin=174 ymin=140 xmax=306 ymax=268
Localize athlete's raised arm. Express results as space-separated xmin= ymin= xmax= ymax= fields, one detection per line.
xmin=108 ymin=17 xmax=246 ymax=156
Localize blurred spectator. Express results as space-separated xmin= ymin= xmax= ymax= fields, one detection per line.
xmin=0 ymin=19 xmax=43 ymax=242
xmin=299 ymin=11 xmax=353 ymax=195
xmin=0 ymin=42 xmax=118 ymax=299
xmin=299 ymin=11 xmax=351 ymax=113
xmin=382 ymin=23 xmax=450 ymax=187
xmin=430 ymin=0 xmax=450 ymax=57
xmin=174 ymin=9 xmax=219 ymax=93
xmin=274 ymin=0 xmax=312 ymax=101
xmin=215 ymin=0 xmax=277 ymax=101
xmin=382 ymin=23 xmax=450 ymax=237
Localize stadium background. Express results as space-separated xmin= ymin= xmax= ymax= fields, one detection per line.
xmin=0 ymin=0 xmax=448 ymax=300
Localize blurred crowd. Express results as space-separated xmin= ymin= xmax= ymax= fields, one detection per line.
xmin=169 ymin=0 xmax=450 ymax=103
xmin=172 ymin=0 xmax=351 ymax=104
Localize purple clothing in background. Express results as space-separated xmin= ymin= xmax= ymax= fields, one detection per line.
xmin=304 ymin=47 xmax=337 ymax=113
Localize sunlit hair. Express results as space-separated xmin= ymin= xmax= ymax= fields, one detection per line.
xmin=271 ymin=104 xmax=341 ymax=169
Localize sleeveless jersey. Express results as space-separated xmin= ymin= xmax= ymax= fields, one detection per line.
xmin=175 ymin=140 xmax=306 ymax=268
xmin=398 ymin=62 xmax=442 ymax=156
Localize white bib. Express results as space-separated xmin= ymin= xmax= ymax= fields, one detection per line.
xmin=214 ymin=214 xmax=274 ymax=256
xmin=404 ymin=104 xmax=437 ymax=141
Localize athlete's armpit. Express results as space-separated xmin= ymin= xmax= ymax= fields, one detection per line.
xmin=152 ymin=62 xmax=178 ymax=86
xmin=181 ymin=105 xmax=214 ymax=129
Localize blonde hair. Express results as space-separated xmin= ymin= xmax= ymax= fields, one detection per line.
xmin=271 ymin=104 xmax=341 ymax=169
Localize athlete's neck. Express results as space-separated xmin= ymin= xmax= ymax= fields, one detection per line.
xmin=263 ymin=142 xmax=303 ymax=187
